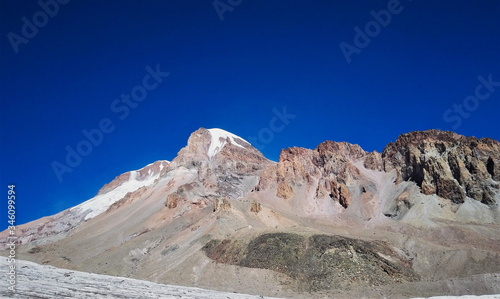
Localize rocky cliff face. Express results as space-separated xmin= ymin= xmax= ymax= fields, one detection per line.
xmin=255 ymin=129 xmax=499 ymax=224
xmin=382 ymin=130 xmax=500 ymax=205
xmin=264 ymin=130 xmax=499 ymax=209
xmin=258 ymin=141 xmax=367 ymax=209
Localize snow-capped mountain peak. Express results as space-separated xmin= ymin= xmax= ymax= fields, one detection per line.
xmin=207 ymin=128 xmax=249 ymax=157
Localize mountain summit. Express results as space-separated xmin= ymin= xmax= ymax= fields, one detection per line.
xmin=2 ymin=128 xmax=500 ymax=298
xmin=206 ymin=128 xmax=251 ymax=157
xmin=174 ymin=128 xmax=267 ymax=164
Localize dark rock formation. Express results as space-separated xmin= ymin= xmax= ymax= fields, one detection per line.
xmin=382 ymin=130 xmax=500 ymax=204
xmin=203 ymin=233 xmax=419 ymax=292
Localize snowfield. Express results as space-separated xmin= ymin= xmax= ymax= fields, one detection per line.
xmin=1 ymin=257 xmax=498 ymax=299
xmin=0 ymin=257 xmax=282 ymax=299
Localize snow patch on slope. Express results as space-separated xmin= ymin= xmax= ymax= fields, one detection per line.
xmin=144 ymin=160 xmax=168 ymax=172
xmin=71 ymin=163 xmax=168 ymax=220
xmin=207 ymin=128 xmax=248 ymax=157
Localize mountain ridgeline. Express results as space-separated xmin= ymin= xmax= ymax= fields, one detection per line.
xmin=2 ymin=128 xmax=500 ymax=298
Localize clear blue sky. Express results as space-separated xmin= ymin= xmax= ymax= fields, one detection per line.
xmin=1 ymin=0 xmax=499 ymax=228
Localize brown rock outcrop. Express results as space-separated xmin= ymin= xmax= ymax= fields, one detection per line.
xmin=364 ymin=151 xmax=383 ymax=171
xmin=250 ymin=201 xmax=262 ymax=213
xmin=213 ymin=198 xmax=231 ymax=212
xmin=382 ymin=130 xmax=500 ymax=204
xmin=165 ymin=193 xmax=182 ymax=209
xmin=259 ymin=141 xmax=367 ymax=208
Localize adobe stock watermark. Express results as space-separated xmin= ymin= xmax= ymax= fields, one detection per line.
xmin=7 ymin=0 xmax=70 ymax=54
xmin=213 ymin=0 xmax=243 ymax=21
xmin=443 ymin=74 xmax=499 ymax=130
xmin=6 ymin=185 xmax=17 ymax=294
xmin=339 ymin=0 xmax=408 ymax=64
xmin=51 ymin=65 xmax=169 ymax=182
xmin=247 ymin=106 xmax=296 ymax=151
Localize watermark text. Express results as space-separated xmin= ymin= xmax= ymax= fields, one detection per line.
xmin=443 ymin=74 xmax=499 ymax=129
xmin=213 ymin=0 xmax=243 ymax=21
xmin=6 ymin=185 xmax=17 ymax=293
xmin=340 ymin=0 xmax=406 ymax=64
xmin=51 ymin=65 xmax=169 ymax=182
xmin=248 ymin=106 xmax=296 ymax=150
xmin=8 ymin=0 xmax=70 ymax=54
